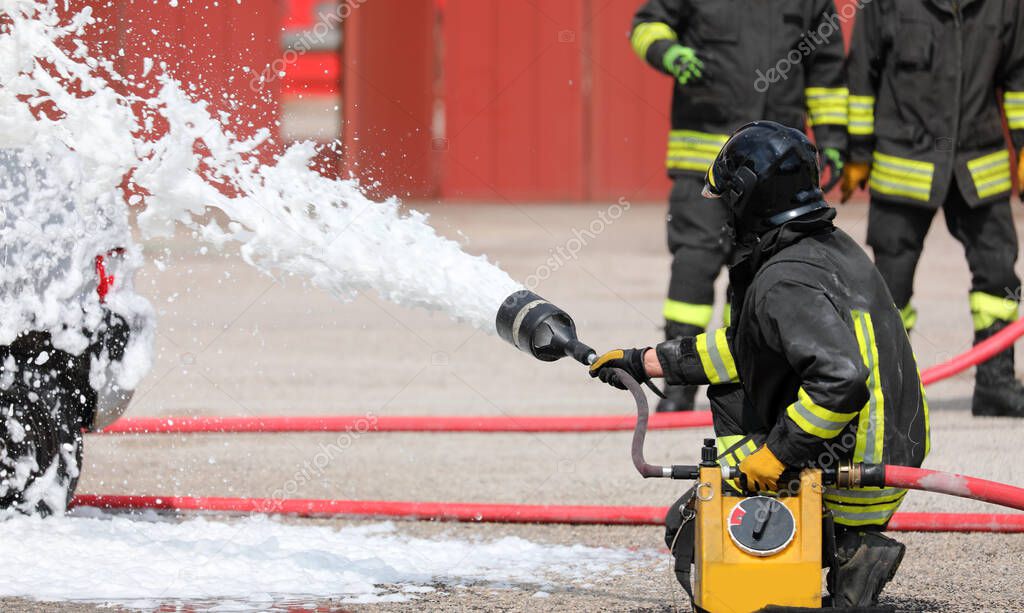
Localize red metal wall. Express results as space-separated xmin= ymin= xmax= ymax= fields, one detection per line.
xmin=282 ymin=0 xmax=342 ymax=96
xmin=73 ymin=1 xmax=281 ymax=143
xmin=587 ymin=0 xmax=673 ymax=202
xmin=342 ymin=0 xmax=436 ymax=199
xmin=441 ymin=0 xmax=860 ymax=202
xmin=441 ymin=1 xmax=586 ymax=201
xmin=69 ymin=0 xmax=861 ymax=202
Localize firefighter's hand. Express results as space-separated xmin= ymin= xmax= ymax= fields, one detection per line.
xmin=589 ymin=348 xmax=651 ymax=390
xmin=840 ymin=161 xmax=871 ymax=204
xmin=662 ymin=45 xmax=703 ymax=86
xmin=738 ymin=445 xmax=787 ymax=492
xmin=820 ymin=148 xmax=844 ymax=192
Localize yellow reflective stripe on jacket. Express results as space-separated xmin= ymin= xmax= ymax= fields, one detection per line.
xmin=921 ymin=379 xmax=931 ymax=457
xmin=663 ymin=299 xmax=713 ymax=327
xmin=715 ymin=435 xmax=757 ymax=468
xmin=715 ymin=435 xmax=745 ymax=465
xmin=1004 ymin=91 xmax=1024 ymax=129
xmin=716 ymin=435 xmax=757 ymax=493
xmin=829 ymin=509 xmax=897 ymax=526
xmin=967 ymin=150 xmax=1012 ymax=200
xmin=870 ymin=152 xmax=934 ymax=202
xmin=805 ymin=87 xmax=849 ymax=126
xmin=916 ymin=359 xmax=931 ymax=458
xmin=852 ymin=310 xmax=885 ymax=464
xmin=630 ymin=22 xmax=677 ymax=60
xmin=824 ymin=487 xmax=906 ymax=505
xmin=848 ymin=95 xmax=875 ymax=136
xmin=899 ymin=303 xmax=917 ymax=331
xmin=969 ymin=291 xmax=1019 ymax=331
xmin=786 ymin=387 xmax=858 ymax=439
xmin=666 ymin=130 xmax=729 ymax=172
xmin=695 ymin=328 xmax=739 ymax=384
xmin=826 ymin=490 xmax=907 ymax=527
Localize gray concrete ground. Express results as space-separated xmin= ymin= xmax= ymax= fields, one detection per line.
xmin=17 ymin=200 xmax=1024 ymax=611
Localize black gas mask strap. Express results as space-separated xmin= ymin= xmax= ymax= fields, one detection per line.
xmin=727 ymin=166 xmax=759 ymax=211
xmin=766 ymin=200 xmax=828 ymax=227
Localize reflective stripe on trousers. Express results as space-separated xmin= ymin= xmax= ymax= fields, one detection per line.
xmin=969 ymin=291 xmax=1019 ymax=331
xmin=663 ymin=299 xmax=713 ymax=328
xmin=899 ymin=304 xmax=917 ymax=331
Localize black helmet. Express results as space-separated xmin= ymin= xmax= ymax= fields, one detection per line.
xmin=703 ymin=121 xmax=828 ymax=240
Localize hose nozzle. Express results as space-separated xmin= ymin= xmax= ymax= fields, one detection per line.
xmin=495 ymin=290 xmax=596 ymax=366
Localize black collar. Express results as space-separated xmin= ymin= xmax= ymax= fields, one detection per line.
xmin=927 ymin=0 xmax=978 ymax=15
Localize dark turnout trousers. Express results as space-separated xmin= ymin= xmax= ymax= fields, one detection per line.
xmin=867 ymin=180 xmax=1020 ymax=332
xmin=665 ymin=174 xmax=733 ymax=331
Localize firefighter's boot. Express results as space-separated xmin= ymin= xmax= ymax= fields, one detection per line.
xmin=833 ymin=529 xmax=905 ymax=607
xmin=657 ymin=322 xmax=702 ymax=412
xmin=972 ymin=321 xmax=1024 ymax=417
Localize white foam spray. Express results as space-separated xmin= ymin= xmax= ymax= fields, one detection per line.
xmin=1 ymin=0 xmax=523 ymax=343
xmin=0 ymin=2 xmax=157 ymax=403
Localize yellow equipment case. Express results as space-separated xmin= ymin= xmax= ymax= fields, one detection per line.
xmin=693 ymin=464 xmax=824 ymax=612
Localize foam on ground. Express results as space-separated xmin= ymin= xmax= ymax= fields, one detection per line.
xmin=0 ymin=512 xmax=651 ymax=606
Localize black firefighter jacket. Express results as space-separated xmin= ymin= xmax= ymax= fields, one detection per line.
xmin=656 ymin=213 xmax=930 ymax=474
xmin=631 ymin=0 xmax=848 ymax=176
xmin=847 ymin=0 xmax=1024 ymax=208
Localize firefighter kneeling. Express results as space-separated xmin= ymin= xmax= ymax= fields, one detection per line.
xmin=591 ymin=122 xmax=929 ymax=607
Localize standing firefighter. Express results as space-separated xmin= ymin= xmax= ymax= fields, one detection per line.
xmin=842 ymin=0 xmax=1024 ymax=416
xmin=591 ymin=123 xmax=929 ymax=606
xmin=630 ymin=0 xmax=848 ymax=411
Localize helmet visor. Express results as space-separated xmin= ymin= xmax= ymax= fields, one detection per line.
xmin=702 ymin=165 xmax=722 ymax=199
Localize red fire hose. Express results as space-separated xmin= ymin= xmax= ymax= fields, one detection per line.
xmin=76 ymin=380 xmax=1024 ymax=532
xmin=74 ymin=321 xmax=1024 ymax=533
xmin=919 ymin=317 xmax=1024 ymax=385
xmin=93 ymin=316 xmax=1024 ymax=435
xmin=94 ymin=411 xmax=713 ymax=434
xmin=69 ymin=495 xmax=664 ymax=525
xmin=881 ymin=465 xmax=1024 ymax=512
xmin=68 ymin=494 xmax=1024 ymax=533
xmin=887 ymin=512 xmax=1024 ymax=533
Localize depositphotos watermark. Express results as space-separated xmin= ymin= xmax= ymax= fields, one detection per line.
xmin=257 ymin=412 xmax=378 ymax=513
xmin=521 ymin=197 xmax=632 ymax=290
xmin=249 ymin=0 xmax=369 ymax=92
xmin=753 ymin=0 xmax=872 ymax=93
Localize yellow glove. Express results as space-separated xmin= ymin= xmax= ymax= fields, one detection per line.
xmin=1017 ymin=152 xmax=1024 ymax=195
xmin=840 ymin=161 xmax=871 ymax=204
xmin=738 ymin=445 xmax=787 ymax=492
